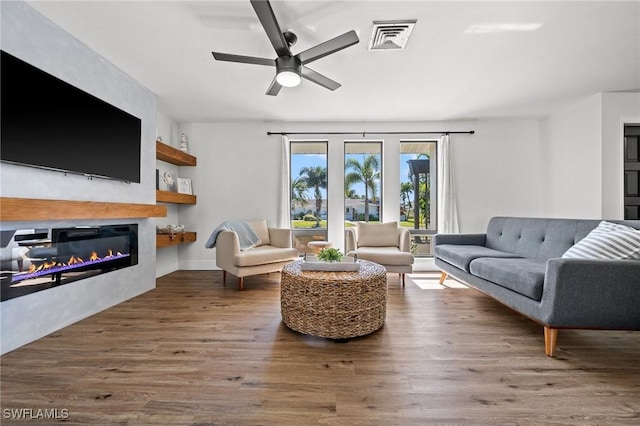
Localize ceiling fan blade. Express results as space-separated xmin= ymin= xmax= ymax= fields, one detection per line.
xmin=296 ymin=30 xmax=359 ymax=65
xmin=265 ymin=76 xmax=283 ymax=96
xmin=250 ymin=0 xmax=291 ymax=57
xmin=301 ymin=66 xmax=341 ymax=91
xmin=211 ymin=52 xmax=275 ymax=67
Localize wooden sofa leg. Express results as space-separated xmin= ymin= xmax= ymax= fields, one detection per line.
xmin=544 ymin=326 xmax=558 ymax=357
xmin=222 ymin=270 xmax=227 ymax=285
xmin=238 ymin=277 xmax=244 ymax=291
xmin=401 ymin=273 xmax=405 ymax=288
xmin=439 ymin=272 xmax=448 ymax=285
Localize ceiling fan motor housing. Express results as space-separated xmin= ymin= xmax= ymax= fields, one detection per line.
xmin=276 ymin=56 xmax=301 ymax=74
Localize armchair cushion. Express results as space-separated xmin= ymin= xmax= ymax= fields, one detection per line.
xmin=357 ymin=221 xmax=399 ymax=247
xmin=352 ymin=247 xmax=414 ymax=266
xmin=248 ymin=220 xmax=270 ymax=246
xmin=234 ymin=245 xmax=298 ymax=267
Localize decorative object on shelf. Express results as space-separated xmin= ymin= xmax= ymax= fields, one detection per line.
xmin=157 ymin=224 xmax=185 ymax=235
xmin=156 ymin=135 xmax=163 ymax=142
xmin=180 ymin=133 xmax=189 ymax=152
xmin=158 ymin=170 xmax=176 ymax=191
xmin=177 ymin=178 xmax=192 ymax=195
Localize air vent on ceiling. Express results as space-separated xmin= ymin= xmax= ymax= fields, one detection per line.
xmin=368 ymin=20 xmax=417 ymax=51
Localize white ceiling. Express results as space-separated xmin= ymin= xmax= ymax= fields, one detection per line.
xmin=26 ymin=0 xmax=640 ymax=123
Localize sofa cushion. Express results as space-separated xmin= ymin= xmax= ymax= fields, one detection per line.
xmin=248 ymin=220 xmax=270 ymax=246
xmin=434 ymin=244 xmax=522 ymax=272
xmin=350 ymin=247 xmax=414 ymax=266
xmin=562 ymin=221 xmax=640 ymax=260
xmin=485 ymin=217 xmax=602 ymax=261
xmin=469 ymin=257 xmax=546 ymax=301
xmin=234 ymin=245 xmax=298 ymax=267
xmin=357 ymin=222 xmax=399 ymax=247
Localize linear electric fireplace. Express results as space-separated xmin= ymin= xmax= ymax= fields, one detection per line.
xmin=0 ymin=224 xmax=138 ymax=302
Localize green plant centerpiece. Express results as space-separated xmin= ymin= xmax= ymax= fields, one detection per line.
xmin=317 ymin=247 xmax=343 ymax=263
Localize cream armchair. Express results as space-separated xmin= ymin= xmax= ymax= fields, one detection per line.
xmin=215 ymin=220 xmax=299 ymax=291
xmin=346 ymin=221 xmax=414 ymax=287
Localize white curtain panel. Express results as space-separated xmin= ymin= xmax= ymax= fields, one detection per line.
xmin=278 ymin=135 xmax=291 ymax=228
xmin=437 ymin=134 xmax=460 ymax=233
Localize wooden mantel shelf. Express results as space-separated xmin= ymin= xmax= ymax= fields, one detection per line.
xmin=0 ymin=197 xmax=167 ymax=222
xmin=156 ymin=141 xmax=197 ymax=166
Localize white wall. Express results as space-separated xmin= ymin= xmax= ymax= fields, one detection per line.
xmin=1 ymin=1 xmax=157 ymax=354
xmin=539 ymin=94 xmax=603 ymax=218
xmin=172 ymin=119 xmax=541 ymax=272
xmin=539 ymin=92 xmax=640 ymax=219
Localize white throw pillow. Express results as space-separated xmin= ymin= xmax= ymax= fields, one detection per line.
xmin=248 ymin=220 xmax=269 ymax=246
xmin=562 ymin=221 xmax=640 ymax=260
xmin=357 ymin=221 xmax=399 ymax=247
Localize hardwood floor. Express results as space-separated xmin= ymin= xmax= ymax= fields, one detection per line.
xmin=2 ymin=270 xmax=639 ymax=425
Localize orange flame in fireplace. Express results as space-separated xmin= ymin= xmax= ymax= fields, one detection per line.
xmin=68 ymin=255 xmax=84 ymax=264
xmin=25 ymin=249 xmax=118 ymax=274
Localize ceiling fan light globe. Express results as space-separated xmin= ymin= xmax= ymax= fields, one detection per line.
xmin=276 ymin=70 xmax=301 ymax=87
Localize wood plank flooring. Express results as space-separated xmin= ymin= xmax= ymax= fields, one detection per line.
xmin=2 ymin=270 xmax=639 ymax=425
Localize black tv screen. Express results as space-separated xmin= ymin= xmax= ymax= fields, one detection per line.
xmin=1 ymin=50 xmax=142 ymax=183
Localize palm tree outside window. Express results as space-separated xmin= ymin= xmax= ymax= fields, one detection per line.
xmin=344 ymin=141 xmax=382 ymax=226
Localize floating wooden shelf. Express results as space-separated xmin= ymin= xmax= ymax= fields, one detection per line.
xmin=0 ymin=197 xmax=167 ymax=222
xmin=156 ymin=141 xmax=197 ymax=166
xmin=156 ymin=231 xmax=197 ymax=248
xmin=155 ymin=140 xmax=197 ymax=250
xmin=156 ymin=190 xmax=197 ymax=204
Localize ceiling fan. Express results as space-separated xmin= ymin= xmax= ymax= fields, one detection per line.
xmin=211 ymin=0 xmax=359 ymax=96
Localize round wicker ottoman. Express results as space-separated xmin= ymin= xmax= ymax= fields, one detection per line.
xmin=280 ymin=259 xmax=387 ymax=339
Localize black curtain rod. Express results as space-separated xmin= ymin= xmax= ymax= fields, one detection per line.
xmin=267 ymin=130 xmax=474 ymax=136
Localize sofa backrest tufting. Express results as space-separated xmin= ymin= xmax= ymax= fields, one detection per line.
xmin=485 ymin=217 xmax=640 ymax=261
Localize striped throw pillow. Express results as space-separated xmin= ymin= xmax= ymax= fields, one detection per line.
xmin=562 ymin=221 xmax=640 ymax=260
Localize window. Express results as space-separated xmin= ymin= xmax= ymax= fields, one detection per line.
xmin=290 ymin=141 xmax=328 ymax=253
xmin=344 ymin=141 xmax=382 ymax=225
xmin=400 ymin=141 xmax=437 ymax=256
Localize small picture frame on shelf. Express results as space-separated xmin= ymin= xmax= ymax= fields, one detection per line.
xmin=177 ymin=178 xmax=192 ymax=195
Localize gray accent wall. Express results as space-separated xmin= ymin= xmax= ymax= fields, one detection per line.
xmin=0 ymin=1 xmax=158 ymax=354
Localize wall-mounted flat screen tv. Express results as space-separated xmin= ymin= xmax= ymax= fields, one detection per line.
xmin=1 ymin=50 xmax=142 ymax=183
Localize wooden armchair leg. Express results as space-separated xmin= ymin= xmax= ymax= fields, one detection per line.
xmin=544 ymin=326 xmax=558 ymax=357
xmin=238 ymin=277 xmax=244 ymax=291
xmin=401 ymin=273 xmax=405 ymax=288
xmin=222 ymin=270 xmax=227 ymax=285
xmin=439 ymin=272 xmax=448 ymax=285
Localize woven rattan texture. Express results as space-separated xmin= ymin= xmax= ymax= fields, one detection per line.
xmin=280 ymin=260 xmax=388 ymax=339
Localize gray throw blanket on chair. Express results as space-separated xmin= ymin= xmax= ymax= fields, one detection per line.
xmin=205 ymin=220 xmax=261 ymax=250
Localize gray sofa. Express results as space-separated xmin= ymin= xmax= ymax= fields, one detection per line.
xmin=434 ymin=217 xmax=640 ymax=357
